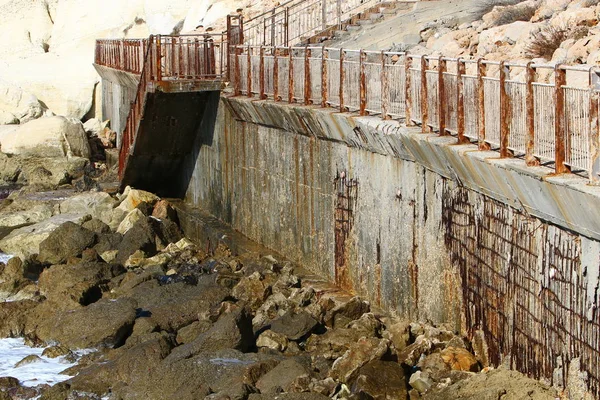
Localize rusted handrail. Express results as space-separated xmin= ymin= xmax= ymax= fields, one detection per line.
xmin=232 ymin=45 xmax=600 ymax=182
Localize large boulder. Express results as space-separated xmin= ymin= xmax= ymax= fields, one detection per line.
xmin=329 ymin=337 xmax=391 ymax=384
xmin=0 ymin=152 xmax=88 ymax=188
xmin=255 ymin=359 xmax=312 ymax=395
xmin=0 ymin=80 xmax=44 ymax=124
xmin=115 ymin=217 xmax=158 ymax=265
xmin=59 ymin=192 xmax=118 ymax=225
xmin=0 ymin=300 xmax=39 ymax=338
xmin=38 ymin=222 xmax=97 ymax=265
xmin=34 ymin=297 xmax=137 ymax=349
xmin=0 ymin=203 xmax=53 ymax=229
xmin=352 ymin=360 xmax=408 ymax=399
xmin=0 ymin=116 xmax=91 ymax=158
xmin=0 ymin=213 xmax=89 ymax=259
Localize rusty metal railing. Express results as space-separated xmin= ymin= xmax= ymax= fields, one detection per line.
xmin=99 ymin=34 xmax=228 ymax=179
xmin=232 ymin=45 xmax=600 ymax=183
xmin=241 ymin=0 xmax=394 ymax=47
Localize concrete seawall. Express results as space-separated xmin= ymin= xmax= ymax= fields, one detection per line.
xmin=182 ymin=94 xmax=600 ymax=393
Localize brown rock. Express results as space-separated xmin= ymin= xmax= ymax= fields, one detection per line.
xmin=329 ymin=337 xmax=390 ymax=383
xmin=232 ymin=273 xmax=271 ymax=311
xmin=440 ymin=347 xmax=479 ymax=372
xmin=152 ymin=200 xmax=179 ymax=223
xmin=353 ymin=360 xmax=408 ymax=400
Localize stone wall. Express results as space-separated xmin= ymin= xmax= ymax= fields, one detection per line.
xmin=183 ymin=96 xmax=600 ymax=395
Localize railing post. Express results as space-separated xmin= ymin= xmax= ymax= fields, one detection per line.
xmin=340 ymin=49 xmax=345 ymax=112
xmin=525 ymin=62 xmax=538 ymax=166
xmin=259 ymin=46 xmax=266 ymax=99
xmin=438 ymin=56 xmax=446 ymax=135
xmin=156 ymin=35 xmax=162 ymax=82
xmin=322 ymin=47 xmax=328 ymax=107
xmin=477 ymin=58 xmax=488 ymax=150
xmin=274 ymin=47 xmax=280 ymax=101
xmin=405 ymin=56 xmax=413 ymax=125
xmin=420 ymin=56 xmax=429 ymax=133
xmin=304 ymin=46 xmax=312 ymax=105
xmin=247 ymin=45 xmax=252 ymax=98
xmin=285 ymin=8 xmax=290 ymax=47
xmin=288 ymin=46 xmax=294 ymax=103
xmin=359 ymin=50 xmax=367 ymax=116
xmin=457 ymin=57 xmax=467 ymax=143
xmin=381 ymin=51 xmax=389 ymax=120
xmin=555 ymin=65 xmax=569 ymax=173
xmin=499 ymin=61 xmax=510 ymax=158
xmin=120 ymin=39 xmax=125 ymax=70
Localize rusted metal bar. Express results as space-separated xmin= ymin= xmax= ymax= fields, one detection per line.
xmin=321 ymin=47 xmax=328 ymax=107
xmin=457 ymin=57 xmax=467 ymax=143
xmin=359 ymin=50 xmax=367 ymax=116
xmin=525 ymin=62 xmax=539 ymax=166
xmin=155 ymin=35 xmax=162 ymax=82
xmin=420 ymin=56 xmax=428 ymax=133
xmin=589 ymin=89 xmax=600 ymax=183
xmin=288 ymin=46 xmax=294 ymax=103
xmin=247 ymin=45 xmax=252 ymax=98
xmin=120 ymin=39 xmax=125 ymax=70
xmin=259 ymin=46 xmax=266 ymax=99
xmin=381 ymin=51 xmax=389 ymax=120
xmin=274 ymin=48 xmax=280 ymax=101
xmin=477 ymin=58 xmax=488 ymax=150
xmin=554 ymin=65 xmax=569 ymax=173
xmin=499 ymin=61 xmax=510 ymax=158
xmin=304 ymin=46 xmax=312 ymax=105
xmin=340 ymin=49 xmax=345 ymax=112
xmin=234 ymin=45 xmax=241 ymax=96
xmin=438 ymin=56 xmax=446 ymax=135
xmin=194 ymin=39 xmax=200 ymax=79
xmin=405 ymin=56 xmax=413 ymax=125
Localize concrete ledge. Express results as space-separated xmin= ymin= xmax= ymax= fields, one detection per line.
xmin=223 ymin=95 xmax=600 ymax=241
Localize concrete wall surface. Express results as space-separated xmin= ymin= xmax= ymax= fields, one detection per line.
xmin=184 ymin=95 xmax=600 ymax=395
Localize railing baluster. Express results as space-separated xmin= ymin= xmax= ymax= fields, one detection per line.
xmin=156 ymin=35 xmax=162 ymax=82
xmin=381 ymin=51 xmax=389 ymax=120
xmin=259 ymin=46 xmax=266 ymax=99
xmin=420 ymin=56 xmax=428 ymax=133
xmin=247 ymin=45 xmax=252 ymax=97
xmin=438 ymin=56 xmax=446 ymax=135
xmin=304 ymin=46 xmax=311 ymax=105
xmin=499 ymin=61 xmax=510 ymax=158
xmin=340 ymin=48 xmax=345 ymax=112
xmin=457 ymin=57 xmax=467 ymax=143
xmin=477 ymin=58 xmax=488 ymax=150
xmin=321 ymin=47 xmax=328 ymax=108
xmin=274 ymin=47 xmax=280 ymax=101
xmin=288 ymin=46 xmax=294 ymax=103
xmin=405 ymin=56 xmax=413 ymax=125
xmin=589 ymin=87 xmax=600 ymax=183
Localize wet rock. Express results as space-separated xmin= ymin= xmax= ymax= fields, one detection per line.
xmin=42 ymin=345 xmax=72 ymax=359
xmin=352 ymin=360 xmax=408 ymax=400
xmin=82 ymin=218 xmax=111 ymax=234
xmin=232 ymin=272 xmax=271 ymax=311
xmin=256 ymin=329 xmax=289 ymax=352
xmin=0 ymin=300 xmax=39 ymax=337
xmin=329 ymin=337 xmax=390 ymax=384
xmin=126 ymin=278 xmax=228 ymax=331
xmin=176 ymin=320 xmax=212 ymax=344
xmin=67 ymin=332 xmax=174 ymax=395
xmin=440 ymin=347 xmax=479 ymax=372
xmin=14 ymin=354 xmax=43 ymax=367
xmin=271 ymin=310 xmax=319 ymax=341
xmin=0 ymin=213 xmax=89 ymax=260
xmin=305 ymin=328 xmax=369 ymax=360
xmin=38 ymin=262 xmax=125 ymax=307
xmin=409 ymin=371 xmax=433 ymax=394
xmin=115 ymin=217 xmax=158 ymax=265
xmin=324 ymin=296 xmax=370 ymax=328
xmin=255 ymin=358 xmax=312 ymax=395
xmin=38 ymin=221 xmax=97 ymax=265
xmin=0 ymin=377 xmax=19 ymax=390
xmin=165 ymin=307 xmax=254 ymax=363
xmin=34 ymin=297 xmax=137 ymax=349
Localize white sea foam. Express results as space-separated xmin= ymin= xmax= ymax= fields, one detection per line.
xmin=0 ymin=253 xmax=13 ymax=264
xmin=0 ymin=338 xmax=79 ymax=387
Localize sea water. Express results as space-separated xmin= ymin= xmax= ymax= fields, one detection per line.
xmin=0 ymin=338 xmax=80 ymax=387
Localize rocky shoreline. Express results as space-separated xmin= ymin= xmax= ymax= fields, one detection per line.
xmin=0 ymin=170 xmax=561 ymax=400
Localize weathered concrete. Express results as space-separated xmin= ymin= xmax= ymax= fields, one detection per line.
xmin=93 ymin=64 xmax=139 ymax=146
xmin=183 ymin=94 xmax=600 ymax=395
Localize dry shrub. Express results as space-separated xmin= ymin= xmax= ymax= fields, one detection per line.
xmin=474 ymin=0 xmax=527 ymax=19
xmin=493 ymin=5 xmax=537 ymax=26
xmin=525 ymin=25 xmax=570 ymax=59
